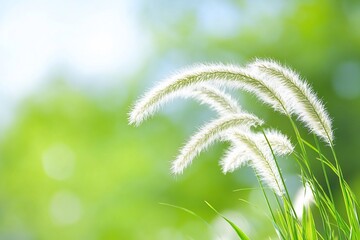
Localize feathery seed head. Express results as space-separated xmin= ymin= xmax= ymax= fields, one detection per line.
xmin=248 ymin=59 xmax=334 ymax=144
xmin=171 ymin=113 xmax=263 ymax=174
xmin=262 ymin=129 xmax=294 ymax=155
xmin=129 ymin=62 xmax=291 ymax=126
xmin=220 ymin=145 xmax=250 ymax=173
xmin=190 ymin=86 xmax=242 ymax=115
xmin=128 ymin=64 xmax=241 ymax=126
xmin=229 ymin=131 xmax=286 ymax=196
xmin=129 ymin=59 xmax=331 ymax=196
xmin=221 ymin=129 xmax=293 ymax=175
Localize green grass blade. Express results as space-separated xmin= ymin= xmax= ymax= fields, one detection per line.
xmin=159 ymin=202 xmax=209 ymax=226
xmin=205 ymin=201 xmax=251 ymax=240
xmin=302 ymin=207 xmax=318 ymax=240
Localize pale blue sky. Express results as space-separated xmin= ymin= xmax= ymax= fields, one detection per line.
xmin=0 ymin=0 xmax=150 ymax=131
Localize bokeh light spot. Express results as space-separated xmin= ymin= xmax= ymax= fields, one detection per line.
xmin=332 ymin=61 xmax=360 ymax=99
xmin=50 ymin=190 xmax=82 ymax=225
xmin=42 ymin=143 xmax=75 ymax=180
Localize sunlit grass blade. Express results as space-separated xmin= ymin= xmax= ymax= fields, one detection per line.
xmin=302 ymin=206 xmax=318 ymax=240
xmin=205 ymin=201 xmax=251 ymax=240
xmin=159 ymin=202 xmax=201 ymax=219
xmin=159 ymin=202 xmax=225 ymax=238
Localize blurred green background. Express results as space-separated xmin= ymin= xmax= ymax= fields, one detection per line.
xmin=1 ymin=0 xmax=360 ymax=239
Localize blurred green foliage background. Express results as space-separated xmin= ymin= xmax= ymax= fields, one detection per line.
xmin=1 ymin=0 xmax=360 ymax=239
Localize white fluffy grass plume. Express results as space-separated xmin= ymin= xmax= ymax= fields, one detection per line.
xmin=128 ymin=59 xmax=330 ymax=197
xmin=129 ymin=63 xmax=289 ymax=126
xmin=227 ymin=131 xmax=287 ymax=196
xmin=248 ymin=59 xmax=333 ymax=144
xmin=171 ymin=113 xmax=263 ymax=174
xmin=189 ymin=85 xmax=241 ymax=115
xmin=221 ymin=129 xmax=293 ymax=174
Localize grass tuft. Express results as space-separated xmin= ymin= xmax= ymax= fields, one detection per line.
xmin=130 ymin=59 xmax=359 ymax=239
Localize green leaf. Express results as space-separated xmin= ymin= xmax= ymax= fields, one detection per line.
xmin=302 ymin=207 xmax=318 ymax=240
xmin=205 ymin=201 xmax=251 ymax=240
xmin=159 ymin=202 xmax=208 ymax=225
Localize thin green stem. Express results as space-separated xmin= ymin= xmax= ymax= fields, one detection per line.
xmin=314 ymin=135 xmax=342 ymax=238
xmin=286 ymin=116 xmax=336 ymax=238
xmin=256 ymin=174 xmax=285 ymax=238
xmin=261 ymin=128 xmax=297 ymax=219
xmin=330 ymin=144 xmax=360 ymax=238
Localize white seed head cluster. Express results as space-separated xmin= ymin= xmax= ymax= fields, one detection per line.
xmin=189 ymin=85 xmax=241 ymax=115
xmin=171 ymin=113 xmax=263 ymax=174
xmin=220 ymin=144 xmax=250 ymax=173
xmin=129 ymin=63 xmax=288 ymax=125
xmin=129 ymin=59 xmax=333 ymax=196
xmin=247 ymin=59 xmax=333 ymax=144
xmin=229 ymin=131 xmax=286 ymax=196
xmin=262 ymin=129 xmax=294 ymax=156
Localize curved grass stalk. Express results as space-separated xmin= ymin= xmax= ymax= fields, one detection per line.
xmin=247 ymin=60 xmax=339 ymax=232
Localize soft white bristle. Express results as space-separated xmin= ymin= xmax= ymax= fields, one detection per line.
xmin=128 ymin=63 xmax=289 ymax=126
xmin=262 ymin=129 xmax=294 ymax=156
xmin=228 ymin=131 xmax=286 ymax=196
xmin=248 ymin=59 xmax=333 ymax=144
xmin=190 ymin=85 xmax=241 ymax=115
xmin=171 ymin=113 xmax=263 ymax=174
xmin=220 ymin=145 xmax=250 ymax=173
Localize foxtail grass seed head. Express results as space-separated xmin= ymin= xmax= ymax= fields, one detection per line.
xmin=130 ymin=59 xmax=331 ymax=196
xmin=171 ymin=113 xmax=263 ymax=174
xmin=221 ymin=129 xmax=293 ymax=175
xmin=262 ymin=129 xmax=294 ymax=156
xmin=190 ymin=85 xmax=242 ymax=115
xmin=248 ymin=59 xmax=334 ymax=144
xmin=229 ymin=131 xmax=286 ymax=196
xmin=220 ymin=145 xmax=250 ymax=173
xmin=129 ymin=63 xmax=291 ymax=126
